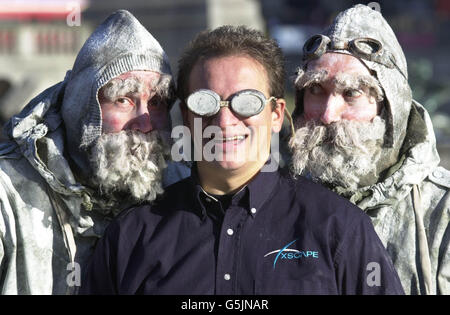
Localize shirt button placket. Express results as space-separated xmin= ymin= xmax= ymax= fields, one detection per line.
xmin=215 ymin=207 xmax=243 ymax=294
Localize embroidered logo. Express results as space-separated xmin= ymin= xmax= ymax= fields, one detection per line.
xmin=264 ymin=239 xmax=319 ymax=269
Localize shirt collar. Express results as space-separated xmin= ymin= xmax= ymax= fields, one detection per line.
xmin=191 ymin=168 xmax=208 ymax=220
xmin=190 ymin=162 xmax=280 ymax=219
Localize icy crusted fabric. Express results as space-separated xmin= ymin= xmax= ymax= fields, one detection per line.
xmin=353 ymin=102 xmax=449 ymax=295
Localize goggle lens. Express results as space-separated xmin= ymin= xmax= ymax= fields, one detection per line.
xmin=351 ymin=38 xmax=383 ymax=56
xmin=230 ymin=92 xmax=265 ymax=117
xmin=303 ymin=35 xmax=330 ymax=59
xmin=186 ymin=89 xmax=219 ymax=117
xmin=186 ymin=89 xmax=271 ymax=118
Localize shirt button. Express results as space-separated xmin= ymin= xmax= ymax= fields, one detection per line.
xmin=227 ymin=228 xmax=234 ymax=236
xmin=224 ymin=274 xmax=231 ymax=281
xmin=250 ymin=207 xmax=257 ymax=214
xmin=205 ymin=197 xmax=212 ymax=202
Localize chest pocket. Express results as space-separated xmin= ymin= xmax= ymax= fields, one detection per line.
xmin=254 ymin=258 xmax=338 ymax=294
xmin=428 ymin=166 xmax=450 ymax=189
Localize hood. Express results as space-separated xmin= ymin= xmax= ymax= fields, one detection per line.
xmin=1 ymin=74 xmax=104 ymax=234
xmin=61 ymin=9 xmax=173 ymax=178
xmin=294 ymin=4 xmax=412 ymax=177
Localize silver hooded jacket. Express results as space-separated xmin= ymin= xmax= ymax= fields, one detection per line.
xmin=353 ymin=101 xmax=450 ymax=295
xmin=294 ymin=5 xmax=449 ymax=294
xmin=0 ymin=10 xmax=176 ymax=294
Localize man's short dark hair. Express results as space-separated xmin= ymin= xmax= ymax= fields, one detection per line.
xmin=177 ymin=25 xmax=285 ymax=104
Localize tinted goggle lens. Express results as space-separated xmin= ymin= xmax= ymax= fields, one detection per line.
xmin=350 ymin=38 xmax=383 ymax=56
xmin=186 ymin=89 xmax=272 ymax=118
xmin=303 ymin=35 xmax=330 ymax=59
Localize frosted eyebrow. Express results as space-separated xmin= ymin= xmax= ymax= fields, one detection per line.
xmin=295 ymin=68 xmax=384 ymax=102
xmin=100 ymin=77 xmax=156 ymax=101
xmin=294 ymin=69 xmax=328 ymax=90
xmin=333 ymin=72 xmax=384 ymax=101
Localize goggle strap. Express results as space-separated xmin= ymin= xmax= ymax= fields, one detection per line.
xmin=285 ymin=109 xmax=295 ymax=138
xmin=303 ymin=35 xmax=408 ymax=79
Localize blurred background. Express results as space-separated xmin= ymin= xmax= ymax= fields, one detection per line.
xmin=0 ymin=0 xmax=449 ymax=167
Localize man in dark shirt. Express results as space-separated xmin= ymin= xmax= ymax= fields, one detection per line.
xmin=80 ymin=25 xmax=404 ymax=295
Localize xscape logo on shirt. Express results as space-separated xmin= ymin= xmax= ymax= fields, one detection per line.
xmin=264 ymin=239 xmax=319 ymax=269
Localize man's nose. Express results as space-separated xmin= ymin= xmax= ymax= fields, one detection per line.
xmin=213 ymin=106 xmax=240 ymax=127
xmin=129 ymin=106 xmax=153 ymax=133
xmin=320 ymin=95 xmax=344 ymax=125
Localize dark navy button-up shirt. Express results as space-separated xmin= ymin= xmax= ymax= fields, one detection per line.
xmin=80 ymin=168 xmax=404 ymax=295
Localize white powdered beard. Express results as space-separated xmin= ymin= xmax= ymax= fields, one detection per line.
xmin=289 ymin=117 xmax=386 ymax=191
xmin=89 ymin=130 xmax=169 ymax=203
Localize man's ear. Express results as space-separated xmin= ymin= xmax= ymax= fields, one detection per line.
xmin=271 ymin=98 xmax=286 ymax=133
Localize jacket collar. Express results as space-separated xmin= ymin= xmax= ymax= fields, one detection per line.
xmin=1 ymin=78 xmax=119 ymax=235
xmin=349 ymin=100 xmax=440 ymax=210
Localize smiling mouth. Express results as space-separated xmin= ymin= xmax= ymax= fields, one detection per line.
xmin=221 ymin=135 xmax=246 ymax=141
xmin=211 ymin=135 xmax=248 ymax=143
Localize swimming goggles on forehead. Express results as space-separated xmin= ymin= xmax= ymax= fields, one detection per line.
xmin=186 ymin=89 xmax=277 ymax=118
xmin=302 ymin=34 xmax=407 ymax=79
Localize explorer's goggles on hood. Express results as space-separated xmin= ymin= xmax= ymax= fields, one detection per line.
xmin=302 ymin=34 xmax=407 ymax=80
xmin=186 ymin=89 xmax=277 ymax=118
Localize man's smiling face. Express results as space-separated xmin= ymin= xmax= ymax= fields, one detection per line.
xmin=184 ymin=54 xmax=284 ymax=174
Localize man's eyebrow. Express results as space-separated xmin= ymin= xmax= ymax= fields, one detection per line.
xmin=294 ymin=69 xmax=328 ymax=90
xmin=294 ymin=69 xmax=384 ymax=101
xmin=100 ymin=77 xmax=149 ymax=100
xmin=333 ymin=72 xmax=384 ymax=101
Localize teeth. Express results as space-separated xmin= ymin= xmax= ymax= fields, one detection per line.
xmin=219 ymin=135 xmax=246 ymax=141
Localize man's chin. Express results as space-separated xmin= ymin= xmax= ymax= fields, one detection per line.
xmin=200 ymin=159 xmax=245 ymax=172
